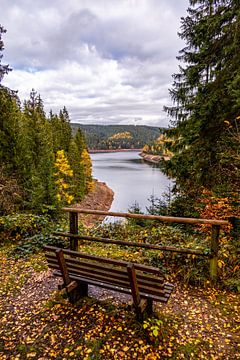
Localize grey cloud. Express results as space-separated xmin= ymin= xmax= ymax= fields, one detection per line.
xmin=1 ymin=0 xmax=189 ymax=126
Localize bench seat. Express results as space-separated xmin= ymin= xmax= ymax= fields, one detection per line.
xmin=44 ymin=245 xmax=174 ymax=320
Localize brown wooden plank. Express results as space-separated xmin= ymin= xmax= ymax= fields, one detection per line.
xmin=63 ymin=263 xmax=129 ymax=287
xmin=46 ymin=255 xmax=129 ymax=279
xmin=44 ymin=245 xmax=166 ymax=277
xmin=62 ymin=207 xmax=229 ymax=226
xmin=46 ymin=254 xmax=164 ymax=285
xmin=46 ymin=257 xmax=129 ymax=283
xmin=53 ymin=270 xmax=169 ymax=303
xmin=47 ymin=259 xmax=166 ymax=298
xmin=53 ymin=269 xmax=131 ymax=295
xmin=127 ymin=264 xmax=140 ymax=307
xmin=55 ymin=249 xmax=71 ymax=286
xmin=48 ymin=262 xmax=130 ymax=288
xmin=137 ymin=283 xmax=166 ymax=298
xmin=46 ymin=256 xmax=165 ymax=291
xmin=50 ymin=263 xmax=168 ymax=297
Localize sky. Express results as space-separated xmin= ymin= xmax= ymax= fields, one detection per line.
xmin=1 ymin=0 xmax=189 ymax=126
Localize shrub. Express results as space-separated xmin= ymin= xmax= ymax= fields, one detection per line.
xmin=0 ymin=213 xmax=50 ymax=243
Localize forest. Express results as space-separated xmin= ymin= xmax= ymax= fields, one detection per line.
xmin=0 ymin=0 xmax=240 ymax=358
xmin=71 ymin=123 xmax=161 ymax=150
xmin=143 ymin=0 xmax=240 ymax=216
xmin=0 ymin=27 xmax=93 ymax=215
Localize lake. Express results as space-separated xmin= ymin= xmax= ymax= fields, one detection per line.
xmin=90 ymin=151 xmax=172 ymax=213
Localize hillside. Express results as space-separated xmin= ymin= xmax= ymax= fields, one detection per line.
xmin=71 ymin=124 xmax=163 ymax=150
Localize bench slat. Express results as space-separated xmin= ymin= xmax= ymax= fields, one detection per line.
xmin=44 ymin=245 xmax=165 ymax=278
xmin=48 ymin=261 xmax=167 ymax=298
xmin=46 ymin=257 xmax=165 ymax=292
xmin=53 ymin=270 xmax=169 ymax=303
xmin=46 ymin=255 xmax=164 ymax=287
xmin=48 ymin=262 xmax=130 ymax=288
xmin=47 ymin=264 xmax=168 ymax=297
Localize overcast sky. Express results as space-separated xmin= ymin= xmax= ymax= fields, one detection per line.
xmin=1 ymin=0 xmax=188 ymax=126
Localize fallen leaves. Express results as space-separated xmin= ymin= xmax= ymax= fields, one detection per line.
xmin=0 ymin=246 xmax=239 ymax=359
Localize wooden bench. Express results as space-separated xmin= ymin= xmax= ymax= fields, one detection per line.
xmin=44 ymin=245 xmax=174 ymax=320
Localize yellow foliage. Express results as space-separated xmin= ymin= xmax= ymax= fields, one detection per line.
xmin=81 ymin=149 xmax=93 ymax=193
xmin=54 ymin=150 xmax=74 ymax=204
xmin=54 ymin=150 xmax=73 ymax=177
xmin=109 ymin=131 xmax=132 ymax=140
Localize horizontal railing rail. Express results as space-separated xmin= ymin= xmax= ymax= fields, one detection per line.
xmin=62 ymin=207 xmax=229 ymax=226
xmin=59 ymin=207 xmax=238 ymax=283
xmin=54 ymin=231 xmax=209 ymax=256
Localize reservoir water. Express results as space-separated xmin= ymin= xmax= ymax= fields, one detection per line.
xmin=90 ymin=151 xmax=172 ymax=213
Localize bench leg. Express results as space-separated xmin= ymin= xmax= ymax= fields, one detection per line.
xmin=135 ymin=306 xmax=143 ymax=322
xmin=134 ymin=299 xmax=153 ymax=321
xmin=146 ymin=299 xmax=153 ymax=315
xmin=69 ymin=281 xmax=88 ymax=304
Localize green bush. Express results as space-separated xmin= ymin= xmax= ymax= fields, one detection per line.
xmin=0 ymin=213 xmax=51 ymax=243
xmin=8 ymin=233 xmax=69 ymax=258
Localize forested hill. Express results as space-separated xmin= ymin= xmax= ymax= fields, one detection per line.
xmin=71 ymin=124 xmax=162 ymax=150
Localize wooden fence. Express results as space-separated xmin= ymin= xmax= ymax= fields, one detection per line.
xmin=54 ymin=207 xmax=239 ymax=283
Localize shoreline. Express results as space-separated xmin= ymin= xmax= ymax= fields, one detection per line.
xmin=89 ymin=149 xmax=142 ymax=153
xmin=140 ymin=152 xmax=171 ymax=164
xmin=74 ymin=180 xmax=114 ymax=227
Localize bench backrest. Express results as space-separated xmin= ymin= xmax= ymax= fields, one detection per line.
xmin=44 ymin=245 xmax=171 ymax=303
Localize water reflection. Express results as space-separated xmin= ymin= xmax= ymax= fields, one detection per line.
xmin=90 ymin=151 xmax=172 ymax=213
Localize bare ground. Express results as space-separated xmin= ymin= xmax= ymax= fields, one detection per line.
xmin=75 ymin=180 xmax=114 ymax=227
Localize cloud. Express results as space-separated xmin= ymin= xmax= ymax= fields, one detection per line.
xmin=1 ymin=0 xmax=188 ymax=126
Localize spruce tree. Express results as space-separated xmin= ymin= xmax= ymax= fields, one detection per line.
xmin=164 ymin=0 xmax=240 ymax=194
xmin=68 ymin=139 xmax=86 ymax=201
xmin=50 ymin=107 xmax=72 ymax=154
xmin=22 ymin=90 xmax=55 ymax=210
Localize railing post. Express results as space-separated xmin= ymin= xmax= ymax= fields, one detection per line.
xmin=69 ymin=211 xmax=78 ymax=251
xmin=229 ymin=217 xmax=240 ymax=242
xmin=210 ymin=225 xmax=220 ymax=283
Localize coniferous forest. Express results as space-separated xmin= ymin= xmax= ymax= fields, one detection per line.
xmin=71 ymin=124 xmax=162 ymax=150
xmin=143 ymin=0 xmax=239 ymax=217
xmin=0 ymin=26 xmax=93 ymax=215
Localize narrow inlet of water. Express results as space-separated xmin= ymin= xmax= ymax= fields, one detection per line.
xmin=90 ymin=151 xmax=173 ymax=214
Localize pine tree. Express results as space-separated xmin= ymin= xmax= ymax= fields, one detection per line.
xmin=164 ymin=0 xmax=240 ymax=194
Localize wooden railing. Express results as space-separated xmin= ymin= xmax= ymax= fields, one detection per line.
xmin=55 ymin=208 xmax=239 ymax=283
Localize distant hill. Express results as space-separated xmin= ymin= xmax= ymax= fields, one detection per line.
xmin=71 ymin=124 xmax=163 ymax=150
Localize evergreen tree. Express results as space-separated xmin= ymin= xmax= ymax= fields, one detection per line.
xmin=164 ymin=0 xmax=240 ymax=194
xmin=50 ymin=107 xmax=72 ymax=154
xmin=0 ymin=25 xmax=11 ymax=82
xmin=68 ymin=139 xmax=85 ymax=201
xmin=58 ymin=107 xmax=72 ymax=152
xmin=0 ymin=87 xmax=20 ymax=172
xmin=81 ymin=149 xmax=94 ymax=193
xmin=75 ymin=128 xmax=87 ymax=154
xmin=0 ymin=26 xmax=94 ymax=213
xmin=22 ymin=90 xmax=55 ymax=210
